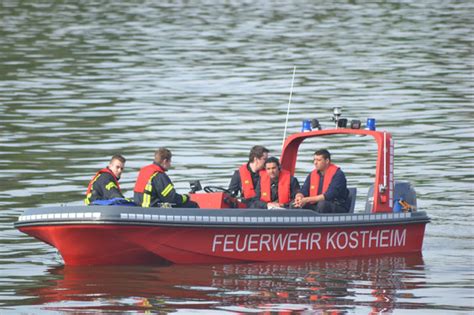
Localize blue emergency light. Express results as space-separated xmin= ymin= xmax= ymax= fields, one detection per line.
xmin=366 ymin=118 xmax=376 ymax=131
xmin=301 ymin=120 xmax=312 ymax=132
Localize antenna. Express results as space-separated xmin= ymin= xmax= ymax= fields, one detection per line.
xmin=282 ymin=66 xmax=296 ymax=150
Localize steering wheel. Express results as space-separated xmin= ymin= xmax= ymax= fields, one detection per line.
xmin=203 ymin=186 xmax=232 ymax=194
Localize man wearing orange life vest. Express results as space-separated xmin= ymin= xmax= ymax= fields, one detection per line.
xmin=134 ymin=148 xmax=199 ymax=208
xmin=250 ymin=157 xmax=300 ymax=209
xmin=84 ymin=154 xmax=126 ymax=205
xmin=228 ymin=145 xmax=269 ymax=204
xmin=294 ymin=149 xmax=349 ymax=213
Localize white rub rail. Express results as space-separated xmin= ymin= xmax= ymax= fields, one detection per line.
xmin=18 ymin=212 xmax=412 ymax=224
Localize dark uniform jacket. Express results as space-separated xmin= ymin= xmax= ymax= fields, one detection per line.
xmin=85 ymin=171 xmax=124 ymax=205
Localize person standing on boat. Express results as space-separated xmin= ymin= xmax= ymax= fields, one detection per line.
xmin=84 ymin=154 xmax=126 ymax=205
xmin=250 ymin=157 xmax=300 ymax=209
xmin=228 ymin=145 xmax=269 ymax=205
xmin=294 ymin=149 xmax=350 ymax=213
xmin=134 ymin=147 xmax=199 ymax=208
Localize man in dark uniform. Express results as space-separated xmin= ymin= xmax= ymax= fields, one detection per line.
xmin=84 ymin=154 xmax=126 ymax=205
xmin=294 ymin=149 xmax=349 ymax=213
xmin=250 ymin=157 xmax=300 ymax=209
xmin=228 ymin=145 xmax=269 ymax=204
xmin=134 ymin=147 xmax=199 ymax=208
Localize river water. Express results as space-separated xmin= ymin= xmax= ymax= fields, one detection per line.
xmin=0 ymin=1 xmax=472 ymax=314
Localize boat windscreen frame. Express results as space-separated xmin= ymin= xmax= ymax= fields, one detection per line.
xmin=280 ymin=128 xmax=394 ymax=213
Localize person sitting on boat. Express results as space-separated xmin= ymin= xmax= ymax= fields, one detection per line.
xmin=249 ymin=157 xmax=300 ymax=209
xmin=84 ymin=154 xmax=127 ymax=205
xmin=294 ymin=149 xmax=350 ymax=213
xmin=134 ymin=147 xmax=199 ymax=208
xmin=228 ymin=145 xmax=269 ymax=205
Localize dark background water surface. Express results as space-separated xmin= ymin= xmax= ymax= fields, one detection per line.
xmin=0 ymin=1 xmax=472 ymax=314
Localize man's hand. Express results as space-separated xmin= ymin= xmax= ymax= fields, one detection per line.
xmin=294 ymin=193 xmax=305 ymax=208
xmin=295 ymin=193 xmax=324 ymax=208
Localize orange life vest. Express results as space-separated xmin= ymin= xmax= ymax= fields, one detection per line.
xmin=134 ymin=164 xmax=165 ymax=193
xmin=309 ymin=163 xmax=339 ymax=197
xmin=239 ymin=164 xmax=264 ymax=199
xmin=259 ymin=169 xmax=291 ymax=204
xmin=86 ymin=167 xmax=121 ymax=196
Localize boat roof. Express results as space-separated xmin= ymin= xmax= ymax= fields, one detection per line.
xmin=280 ymin=128 xmax=390 ymax=175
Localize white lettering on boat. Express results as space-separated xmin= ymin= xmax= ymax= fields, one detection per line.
xmin=325 ymin=229 xmax=406 ymax=250
xmin=212 ymin=232 xmax=322 ymax=252
xmin=211 ymin=229 xmax=406 ymax=253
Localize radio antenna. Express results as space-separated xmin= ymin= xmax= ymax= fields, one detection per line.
xmin=282 ymin=66 xmax=296 ymax=150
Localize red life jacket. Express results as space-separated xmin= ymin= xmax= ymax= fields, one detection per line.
xmin=134 ymin=164 xmax=165 ymax=193
xmin=259 ymin=169 xmax=291 ymax=204
xmin=86 ymin=167 xmax=121 ymax=196
xmin=309 ymin=163 xmax=339 ymax=197
xmin=239 ymin=163 xmax=264 ymax=199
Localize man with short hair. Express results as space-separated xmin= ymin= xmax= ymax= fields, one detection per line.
xmin=134 ymin=148 xmax=199 ymax=208
xmin=294 ymin=149 xmax=349 ymax=213
xmin=84 ymin=154 xmax=126 ymax=205
xmin=228 ymin=145 xmax=270 ymax=204
xmin=250 ymin=157 xmax=300 ymax=209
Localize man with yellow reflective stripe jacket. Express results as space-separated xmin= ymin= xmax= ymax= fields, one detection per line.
xmin=85 ymin=154 xmax=126 ymax=205
xmin=134 ymin=148 xmax=199 ymax=208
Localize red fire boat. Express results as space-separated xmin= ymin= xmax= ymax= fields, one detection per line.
xmin=15 ymin=111 xmax=430 ymax=266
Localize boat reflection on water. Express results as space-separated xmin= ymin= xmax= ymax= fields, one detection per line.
xmin=22 ymin=253 xmax=426 ymax=314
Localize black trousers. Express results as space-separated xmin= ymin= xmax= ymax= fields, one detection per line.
xmin=304 ymin=200 xmax=347 ymax=213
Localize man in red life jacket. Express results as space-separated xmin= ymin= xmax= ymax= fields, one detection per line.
xmin=250 ymin=157 xmax=300 ymax=209
xmin=294 ymin=149 xmax=350 ymax=213
xmin=228 ymin=145 xmax=269 ymax=204
xmin=134 ymin=148 xmax=199 ymax=208
xmin=84 ymin=154 xmax=126 ymax=205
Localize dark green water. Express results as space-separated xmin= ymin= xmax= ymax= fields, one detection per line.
xmin=1 ymin=1 xmax=472 ymax=314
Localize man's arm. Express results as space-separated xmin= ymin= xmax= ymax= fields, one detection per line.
xmin=323 ymin=169 xmax=347 ymax=201
xmin=296 ymin=191 xmax=325 ymax=206
xmin=228 ymin=170 xmax=241 ymax=197
xmin=290 ymin=177 xmax=301 ymax=199
xmin=154 ymin=173 xmax=189 ymax=206
xmin=295 ymin=173 xmax=328 ymax=207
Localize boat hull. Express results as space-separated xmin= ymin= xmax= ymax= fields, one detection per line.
xmin=17 ymin=206 xmax=428 ymax=265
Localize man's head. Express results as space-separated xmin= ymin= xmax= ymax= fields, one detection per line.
xmin=154 ymin=147 xmax=172 ymax=170
xmin=264 ymin=157 xmax=281 ymax=181
xmin=108 ymin=154 xmax=126 ymax=179
xmin=248 ymin=145 xmax=269 ymax=171
xmin=313 ymin=149 xmax=331 ymax=173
